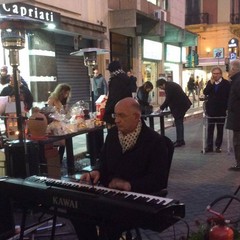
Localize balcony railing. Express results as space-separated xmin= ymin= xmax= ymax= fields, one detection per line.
xmin=230 ymin=14 xmax=240 ymax=24
xmin=185 ymin=13 xmax=209 ymax=25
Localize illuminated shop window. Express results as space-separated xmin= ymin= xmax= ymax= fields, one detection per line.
xmin=147 ymin=0 xmax=166 ymax=9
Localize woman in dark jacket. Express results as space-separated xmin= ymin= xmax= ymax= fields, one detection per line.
xmin=137 ymin=81 xmax=153 ymax=114
xmin=103 ymin=61 xmax=132 ymax=126
xmin=0 ymin=74 xmax=33 ymax=112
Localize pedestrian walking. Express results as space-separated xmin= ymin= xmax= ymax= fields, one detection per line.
xmin=187 ymin=74 xmax=196 ymax=101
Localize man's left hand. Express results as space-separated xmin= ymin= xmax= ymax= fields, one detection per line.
xmin=108 ymin=178 xmax=131 ymax=191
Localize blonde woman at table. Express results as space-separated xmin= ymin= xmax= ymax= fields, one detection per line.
xmin=47 ymin=83 xmax=71 ymax=113
xmin=47 ymin=83 xmax=71 ymax=162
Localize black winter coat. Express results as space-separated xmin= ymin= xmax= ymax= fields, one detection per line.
xmin=0 ymin=84 xmax=33 ymax=111
xmin=203 ymin=78 xmax=230 ymax=117
xmin=226 ymin=72 xmax=240 ymax=130
xmin=103 ymin=72 xmax=132 ymax=124
xmin=95 ymin=122 xmax=169 ymax=194
xmin=160 ymin=81 xmax=192 ymax=119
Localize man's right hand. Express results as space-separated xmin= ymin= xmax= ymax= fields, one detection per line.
xmin=210 ymin=77 xmax=215 ymax=84
xmin=152 ymin=109 xmax=163 ymax=114
xmin=80 ymin=170 xmax=100 ymax=185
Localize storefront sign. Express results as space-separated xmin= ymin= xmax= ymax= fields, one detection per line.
xmin=143 ymin=39 xmax=162 ymax=61
xmin=228 ymin=38 xmax=238 ymax=48
xmin=166 ymin=44 xmax=181 ymax=63
xmin=213 ymin=48 xmax=224 ymax=58
xmin=0 ymin=2 xmax=61 ymax=26
xmin=230 ymin=52 xmax=237 ymax=60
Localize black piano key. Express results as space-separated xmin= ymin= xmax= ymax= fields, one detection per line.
xmin=125 ymin=195 xmax=137 ymax=200
xmin=113 ymin=192 xmax=129 ymax=199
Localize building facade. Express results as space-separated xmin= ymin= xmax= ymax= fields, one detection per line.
xmin=0 ymin=0 xmax=109 ymax=107
xmin=108 ymin=0 xmax=197 ymax=103
xmin=0 ymin=0 xmax=196 ymax=108
xmin=185 ymin=0 xmax=240 ymax=89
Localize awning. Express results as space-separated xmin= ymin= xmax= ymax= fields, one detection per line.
xmin=163 ymin=22 xmax=197 ymax=46
xmin=109 ymin=9 xmax=197 ymax=46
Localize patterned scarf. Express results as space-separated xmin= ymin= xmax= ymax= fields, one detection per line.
xmin=111 ymin=69 xmax=125 ymax=77
xmin=118 ymin=121 xmax=142 ymax=153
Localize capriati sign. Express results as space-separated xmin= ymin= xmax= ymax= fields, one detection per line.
xmin=0 ymin=2 xmax=61 ymax=26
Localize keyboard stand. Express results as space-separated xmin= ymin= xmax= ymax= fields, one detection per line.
xmin=222 ymin=185 xmax=240 ymax=214
xmin=7 ymin=215 xmax=53 ymax=240
xmin=8 ymin=204 xmax=62 ymax=240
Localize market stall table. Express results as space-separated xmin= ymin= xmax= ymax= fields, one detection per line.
xmin=36 ymin=125 xmax=105 ymax=176
xmin=142 ymin=110 xmax=171 ymax=136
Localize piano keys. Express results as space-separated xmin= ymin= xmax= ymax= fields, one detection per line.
xmin=0 ymin=175 xmax=185 ymax=236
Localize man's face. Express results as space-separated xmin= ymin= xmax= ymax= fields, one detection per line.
xmin=9 ymin=75 xmax=20 ymax=87
xmin=211 ymin=70 xmax=222 ymax=81
xmin=1 ymin=69 xmax=7 ymax=76
xmin=158 ymin=84 xmax=165 ymax=90
xmin=114 ymin=104 xmax=139 ymax=135
xmin=93 ymin=69 xmax=98 ymax=77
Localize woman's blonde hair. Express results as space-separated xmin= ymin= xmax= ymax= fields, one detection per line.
xmin=50 ymin=83 xmax=71 ymax=104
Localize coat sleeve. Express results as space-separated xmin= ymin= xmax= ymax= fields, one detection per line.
xmin=130 ymin=135 xmax=169 ymax=193
xmin=203 ymin=80 xmax=214 ymax=95
xmin=160 ymin=85 xmax=172 ymax=110
xmin=23 ymin=88 xmax=33 ymax=111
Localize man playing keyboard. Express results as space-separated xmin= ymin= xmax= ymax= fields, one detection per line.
xmin=71 ymin=97 xmax=170 ymax=240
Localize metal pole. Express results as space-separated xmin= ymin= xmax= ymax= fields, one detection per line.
xmin=9 ymin=49 xmax=23 ymax=142
xmin=87 ymin=65 xmax=95 ymax=112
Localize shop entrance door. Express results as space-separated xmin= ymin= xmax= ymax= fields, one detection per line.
xmin=142 ymin=61 xmax=158 ymax=105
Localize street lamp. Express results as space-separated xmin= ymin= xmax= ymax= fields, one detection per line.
xmin=0 ymin=15 xmax=45 ymax=141
xmin=70 ymin=47 xmax=109 ymax=111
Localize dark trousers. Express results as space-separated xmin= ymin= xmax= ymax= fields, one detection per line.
xmin=233 ymin=131 xmax=240 ymax=165
xmin=175 ymin=116 xmax=184 ymax=142
xmin=206 ymin=117 xmax=225 ymax=149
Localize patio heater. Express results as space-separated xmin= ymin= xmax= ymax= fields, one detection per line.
xmin=0 ymin=15 xmax=45 ymax=178
xmin=70 ymin=48 xmax=108 ymax=166
xmin=70 ymin=47 xmax=109 ymax=112
xmin=0 ymin=15 xmax=45 ymax=141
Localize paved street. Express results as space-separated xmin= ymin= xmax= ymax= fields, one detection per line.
xmin=140 ymin=116 xmax=239 ymax=240
xmin=71 ymin=112 xmax=239 ymax=240
xmin=9 ymin=107 xmax=240 ymax=239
